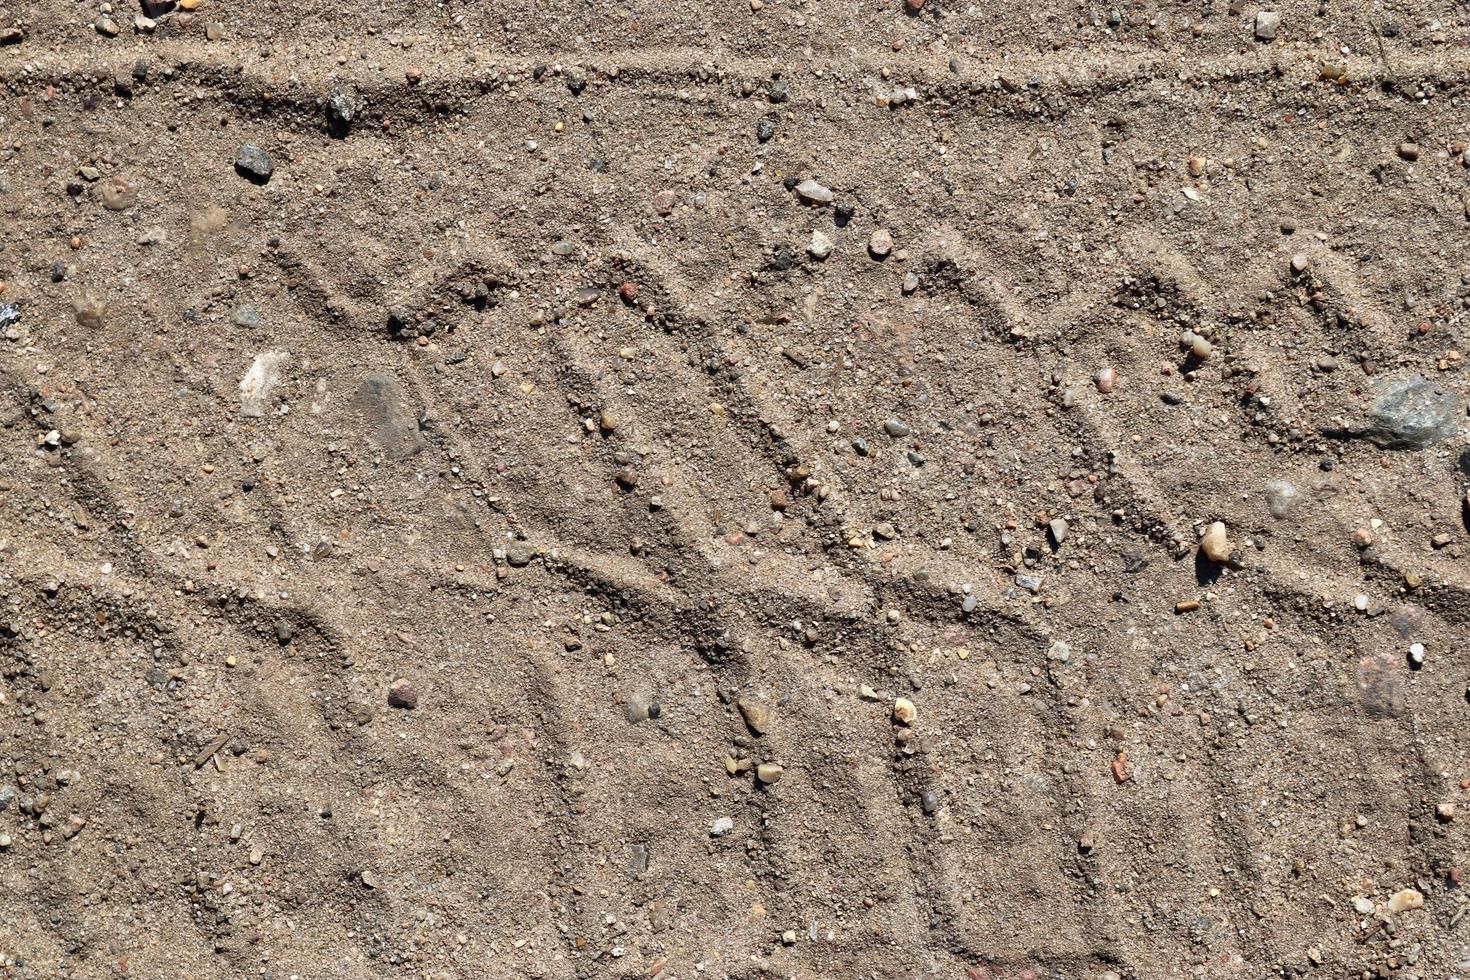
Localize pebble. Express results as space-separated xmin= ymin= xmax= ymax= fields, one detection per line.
xmin=756 ymin=117 xmax=775 ymax=143
xmin=961 ymin=595 xmax=978 ymax=614
xmin=1014 ymin=572 xmax=1042 ymax=593
xmin=327 ymin=88 xmax=359 ymax=131
xmin=232 ymin=305 xmax=262 ymax=329
xmin=73 ymin=294 xmax=107 ymax=330
xmin=627 ymin=842 xmax=649 ymax=875
xmin=901 ymin=271 xmax=920 ymax=294
xmin=755 ymin=763 xmax=784 ymax=784
xmin=1366 ymin=374 xmax=1460 ymax=448
xmin=1200 ymin=521 xmax=1231 ymax=562
xmin=1408 ymin=642 xmax=1426 ymax=667
xmin=1047 ymin=517 xmax=1068 ymax=545
xmin=883 ymin=419 xmax=910 ymax=438
xmin=709 ymin=816 xmax=734 ymax=837
xmin=1180 ymin=331 xmax=1213 ymax=360
xmin=624 ymin=697 xmax=652 ymax=723
xmin=794 ymin=178 xmax=833 ymax=206
xmin=1397 ymin=142 xmax=1420 ymax=162
xmin=807 ymin=231 xmax=834 ymax=260
xmin=1387 ymin=888 xmax=1424 ymax=913
xmin=1254 ymin=10 xmax=1280 ymax=40
xmin=387 ymin=678 xmax=418 ymax=709
xmin=99 ymin=177 xmax=137 ymax=211
xmin=0 ymin=303 xmax=19 ymax=329
xmin=1264 ymin=479 xmax=1299 ymax=519
xmin=0 ymin=785 xmax=15 ymax=811
xmin=919 ymin=789 xmax=940 ymax=814
xmin=1094 ymin=367 xmax=1116 ymax=393
xmin=354 ymin=373 xmax=425 ymax=459
xmin=239 ymin=350 xmax=289 ymax=418
xmin=234 ymin=144 xmax=274 ymax=184
xmin=892 ymin=697 xmax=917 ymax=725
xmin=737 ymin=699 xmax=773 ymax=735
xmin=868 ymin=229 xmax=893 ymax=258
xmin=95 ymin=16 xmax=120 ymax=36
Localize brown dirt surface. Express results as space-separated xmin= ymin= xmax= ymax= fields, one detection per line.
xmin=2 ymin=1 xmax=1470 ymax=978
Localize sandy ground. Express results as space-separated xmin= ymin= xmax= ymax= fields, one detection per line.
xmin=2 ymin=1 xmax=1470 ymax=978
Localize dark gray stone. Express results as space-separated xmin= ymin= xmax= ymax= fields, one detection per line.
xmin=234 ymin=144 xmax=273 ymax=183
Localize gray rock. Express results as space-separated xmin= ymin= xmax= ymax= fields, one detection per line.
xmin=1015 ymin=572 xmax=1042 ymax=594
xmin=883 ymin=419 xmax=911 ymax=438
xmin=232 ymin=305 xmax=262 ymax=329
xmin=709 ymin=816 xmax=734 ymax=837
xmin=1048 ymin=517 xmax=1068 ymax=545
xmin=0 ymin=784 xmax=15 ymax=811
xmin=0 ymin=303 xmax=19 ymax=328
xmin=353 ymin=373 xmax=425 ymax=459
xmin=1366 ymin=375 xmax=1460 ymax=449
xmin=1254 ymin=10 xmax=1280 ymax=40
xmin=327 ymin=88 xmax=359 ymax=130
xmin=919 ymin=788 xmax=940 ymax=814
xmin=234 ymin=144 xmax=274 ymax=183
xmin=1264 ymin=479 xmax=1299 ymax=519
xmin=756 ymin=117 xmax=775 ymax=143
xmin=794 ymin=179 xmax=833 ymax=206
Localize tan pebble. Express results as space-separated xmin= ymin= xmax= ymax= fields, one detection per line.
xmin=737 ymin=699 xmax=772 ymax=735
xmin=892 ymin=697 xmax=917 ymax=725
xmin=755 ymin=762 xmax=783 ymax=784
xmin=1387 ymin=888 xmax=1423 ymax=913
xmin=1200 ymin=521 xmax=1230 ymax=562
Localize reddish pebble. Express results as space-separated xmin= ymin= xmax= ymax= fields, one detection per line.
xmin=619 ymin=281 xmax=639 ymax=303
xmin=1352 ymin=527 xmax=1374 ymax=549
xmin=1095 ymin=367 xmax=1117 ymax=393
xmin=1111 ymin=751 xmax=1131 ymax=783
xmin=387 ymin=678 xmax=418 ymax=709
xmin=905 ymin=0 xmax=924 ymax=10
